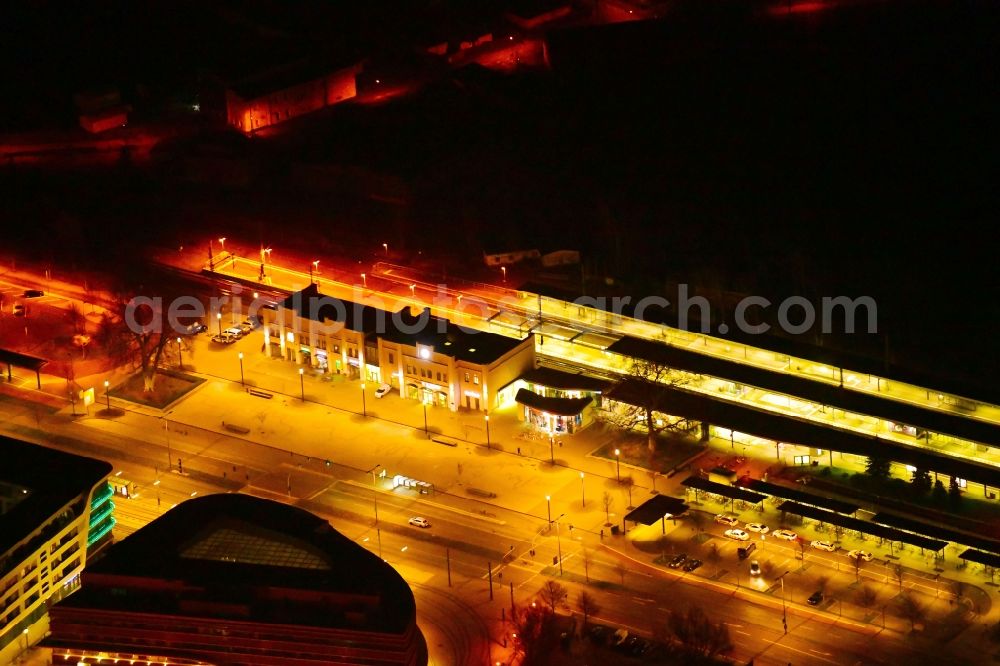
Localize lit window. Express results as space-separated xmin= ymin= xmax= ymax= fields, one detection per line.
xmin=473 ymin=374 xmax=480 ymax=385
xmin=956 ymin=477 xmax=967 ymax=489
xmin=464 ymin=372 xmax=470 ymax=383
xmin=286 ymin=331 xmax=294 ymax=343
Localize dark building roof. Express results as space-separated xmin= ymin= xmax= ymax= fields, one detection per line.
xmin=515 ymin=388 xmax=591 ymax=416
xmin=519 ymin=366 xmax=612 ymax=392
xmin=279 ymin=284 xmax=395 ymax=334
xmin=745 ymin=480 xmax=859 ymax=515
xmin=778 ymin=502 xmax=947 ymax=552
xmin=0 ymin=436 xmax=111 ymax=570
xmin=608 ymin=335 xmax=1000 ymax=446
xmin=680 ymin=476 xmax=767 ymax=504
xmin=54 ymin=493 xmax=416 ymax=635
xmin=873 ymin=512 xmax=1000 ymax=555
xmin=606 ymin=378 xmax=1000 ymax=488
xmin=382 ymin=307 xmax=530 ymax=365
xmin=228 ymin=55 xmax=361 ymax=100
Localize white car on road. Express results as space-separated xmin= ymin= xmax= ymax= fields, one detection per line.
xmin=715 ymin=514 xmax=739 ymax=527
xmin=772 ymin=529 xmax=798 ymax=541
xmin=810 ymin=540 xmax=837 ymax=552
xmin=848 ymin=549 xmax=874 ymax=562
xmin=408 ymin=516 xmax=431 ymax=528
xmin=724 ymin=529 xmax=750 ymax=541
xmin=745 ymin=522 xmax=769 ymax=534
xmin=375 ymin=383 xmax=392 ymax=398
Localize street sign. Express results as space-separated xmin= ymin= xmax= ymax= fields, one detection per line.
xmin=80 ymin=387 xmax=95 ymax=406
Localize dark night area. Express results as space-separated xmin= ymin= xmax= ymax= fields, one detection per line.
xmin=0 ymin=0 xmax=997 ymax=388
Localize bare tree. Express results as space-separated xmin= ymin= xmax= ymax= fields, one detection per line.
xmin=538 ymin=580 xmax=568 ymax=613
xmin=576 ymin=591 xmax=601 ymax=632
xmin=603 ymin=362 xmax=693 ymax=452
xmin=687 ymin=510 xmax=706 ymax=534
xmin=797 ymin=539 xmax=807 ymax=561
xmin=893 ymin=564 xmax=905 ymax=592
xmin=510 ymin=603 xmax=559 ymax=666
xmin=856 ymin=585 xmax=878 ymax=609
xmin=852 ymin=553 xmax=864 ymax=582
xmin=602 ymin=491 xmax=614 ymax=526
xmin=581 ymin=548 xmax=593 ymax=583
xmin=897 ymin=593 xmax=925 ymax=631
xmin=667 ymin=605 xmax=732 ymax=660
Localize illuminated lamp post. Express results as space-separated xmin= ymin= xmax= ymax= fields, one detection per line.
xmin=219 ymin=237 xmax=226 ymax=253
xmin=485 ymin=414 xmax=491 ymax=450
xmin=103 ymin=380 xmax=110 ymax=411
xmin=614 ymin=448 xmax=621 ymax=483
xmin=361 ymin=382 xmax=367 ymax=417
xmin=238 ymin=352 xmax=245 ymax=386
xmin=580 ymin=472 xmax=586 ymax=507
xmin=422 ymin=400 xmax=429 ymax=437
xmin=361 ymin=273 xmax=367 ymax=288
xmin=545 ymin=495 xmax=552 ymax=524
xmin=310 ymin=260 xmax=320 ymax=286
xmin=299 ymin=367 xmax=305 ymax=401
xmin=409 ymin=283 xmax=416 ymax=298
xmin=501 ymin=266 xmax=507 ymax=283
xmin=383 ymin=243 xmax=388 ymax=256
xmin=216 ymin=312 xmax=222 ymax=336
xmin=176 ymin=337 xmax=182 ymax=369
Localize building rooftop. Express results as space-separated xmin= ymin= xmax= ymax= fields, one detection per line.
xmin=55 ymin=493 xmax=415 ymax=633
xmin=382 ymin=307 xmax=530 ymax=365
xmin=0 ymin=436 xmax=112 ymax=572
xmin=278 ymin=284 xmax=396 ymax=334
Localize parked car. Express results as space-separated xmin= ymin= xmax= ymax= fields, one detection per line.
xmin=772 ymin=529 xmax=798 ymax=541
xmin=848 ymin=549 xmax=874 ymax=562
xmin=13 ymin=304 xmax=26 ymax=317
xmin=211 ymin=333 xmax=238 ymax=345
xmin=810 ymin=540 xmax=836 ymax=552
xmin=223 ymin=326 xmax=244 ymax=339
xmin=737 ymin=542 xmax=757 ymax=559
xmin=375 ymin=383 xmax=392 ymax=398
xmin=725 ymin=529 xmax=750 ymax=541
xmin=683 ymin=558 xmax=702 ymax=572
xmin=749 ymin=560 xmax=761 ymax=576
xmin=668 ymin=553 xmax=688 ymax=569
xmin=715 ymin=514 xmax=739 ymax=527
xmin=183 ymin=321 xmax=207 ymax=335
xmin=22 ymin=289 xmax=44 ymax=298
xmin=588 ymin=624 xmax=610 ymax=645
xmin=745 ymin=522 xmax=769 ymax=534
xmin=238 ymin=319 xmax=256 ymax=334
xmin=807 ymin=591 xmax=824 ymax=606
xmin=408 ymin=516 xmax=431 ymax=528
xmin=611 ymin=628 xmax=629 ymax=647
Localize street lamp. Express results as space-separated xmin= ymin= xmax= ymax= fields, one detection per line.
xmin=383 ymin=242 xmax=388 ymax=256
xmin=238 ymin=352 xmax=245 ymax=386
xmin=409 ymin=283 xmax=416 ymax=298
xmin=580 ymin=472 xmax=586 ymax=507
xmin=361 ymin=382 xmax=367 ymax=417
xmin=368 ymin=464 xmax=383 ymax=559
xmin=299 ymin=367 xmax=305 ymax=401
xmin=361 ymin=272 xmax=367 ymax=288
xmin=176 ymin=337 xmax=182 ymax=369
xmin=485 ymin=414 xmax=491 ymax=450
xmin=103 ymin=380 xmax=110 ymax=411
xmin=310 ymin=260 xmax=320 ymax=285
xmin=219 ymin=237 xmax=226 ymax=252
xmin=422 ymin=400 xmax=428 ymax=436
xmin=545 ymin=495 xmax=552 ymax=524
xmin=555 ymin=514 xmax=564 ymax=576
xmin=778 ymin=570 xmax=791 ymax=633
xmin=216 ymin=311 xmax=222 ymax=335
xmin=614 ymin=448 xmax=621 ymax=482
xmin=501 ymin=266 xmax=507 ymax=282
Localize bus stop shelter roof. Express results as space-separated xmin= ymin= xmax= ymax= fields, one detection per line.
xmin=747 ymin=480 xmax=859 ymax=515
xmin=624 ymin=495 xmax=689 ymax=525
xmin=0 ymin=348 xmax=48 ymax=372
xmin=779 ymin=502 xmax=947 ymax=551
xmin=960 ymin=550 xmax=1000 ymax=568
xmin=873 ymin=513 xmax=1000 ymax=555
xmin=681 ymin=476 xmax=767 ymax=504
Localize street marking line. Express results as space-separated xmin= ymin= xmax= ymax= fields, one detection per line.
xmin=341 ymin=479 xmax=507 ymax=525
